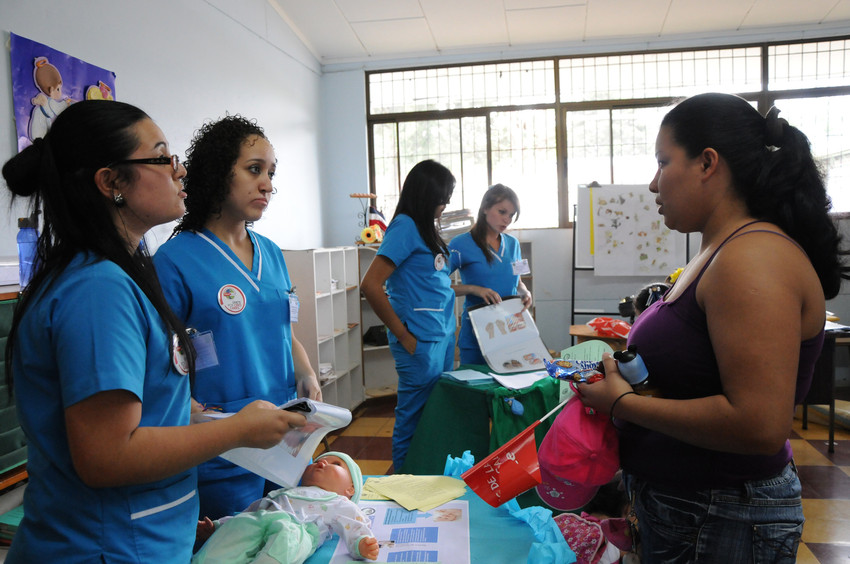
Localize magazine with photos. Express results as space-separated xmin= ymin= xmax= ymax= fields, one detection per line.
xmin=194 ymin=398 xmax=352 ymax=487
xmin=468 ymin=296 xmax=552 ymax=374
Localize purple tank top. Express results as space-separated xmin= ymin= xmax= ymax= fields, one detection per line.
xmin=621 ymin=222 xmax=825 ymax=489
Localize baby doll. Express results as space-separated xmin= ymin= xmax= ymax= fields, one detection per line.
xmin=193 ymin=451 xmax=379 ymax=563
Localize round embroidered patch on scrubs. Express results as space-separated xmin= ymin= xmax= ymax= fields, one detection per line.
xmin=172 ymin=333 xmax=189 ymax=376
xmin=434 ymin=253 xmax=446 ymax=271
xmin=218 ymin=284 xmax=246 ymax=315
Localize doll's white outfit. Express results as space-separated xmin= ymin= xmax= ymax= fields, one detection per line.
xmin=192 ymin=486 xmax=373 ymax=564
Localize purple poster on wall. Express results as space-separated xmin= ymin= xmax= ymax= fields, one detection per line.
xmin=9 ymin=32 xmax=117 ymax=152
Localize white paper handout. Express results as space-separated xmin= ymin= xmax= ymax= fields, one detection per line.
xmin=329 ymin=500 xmax=471 ymax=564
xmin=468 ymin=296 xmax=552 ymax=373
xmin=195 ymin=398 xmax=352 ymax=488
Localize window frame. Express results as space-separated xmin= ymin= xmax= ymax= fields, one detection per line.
xmin=366 ymin=37 xmax=850 ymax=226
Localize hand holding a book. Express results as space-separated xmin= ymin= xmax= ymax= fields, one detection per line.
xmin=230 ymin=400 xmax=307 ymax=449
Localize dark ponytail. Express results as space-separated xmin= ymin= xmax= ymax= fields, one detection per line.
xmin=662 ymin=93 xmax=848 ymax=299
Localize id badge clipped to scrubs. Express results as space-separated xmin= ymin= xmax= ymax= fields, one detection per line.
xmin=289 ymin=287 xmax=299 ymax=323
xmin=190 ymin=329 xmax=220 ymax=371
xmin=512 ymin=258 xmax=531 ymax=276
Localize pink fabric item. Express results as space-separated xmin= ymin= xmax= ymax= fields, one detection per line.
xmin=535 ymin=396 xmax=620 ymax=511
xmin=554 ymin=512 xmax=606 ymax=564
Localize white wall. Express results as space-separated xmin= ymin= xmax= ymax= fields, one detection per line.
xmin=318 ymin=69 xmax=370 ymax=248
xmin=0 ymin=0 xmax=325 ymax=256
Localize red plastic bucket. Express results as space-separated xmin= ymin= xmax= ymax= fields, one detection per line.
xmin=462 ymin=420 xmax=541 ymax=507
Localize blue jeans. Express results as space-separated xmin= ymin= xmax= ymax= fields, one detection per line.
xmin=625 ymin=462 xmax=803 ymax=563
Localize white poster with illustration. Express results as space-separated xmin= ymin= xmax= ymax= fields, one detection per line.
xmin=468 ymin=297 xmax=551 ymax=374
xmin=330 ymin=500 xmax=470 ymax=564
xmin=591 ymin=185 xmax=683 ymax=276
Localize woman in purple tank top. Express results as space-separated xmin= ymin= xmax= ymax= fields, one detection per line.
xmin=577 ymin=93 xmax=849 ymax=563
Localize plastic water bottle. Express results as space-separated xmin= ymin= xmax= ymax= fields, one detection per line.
xmin=613 ymin=345 xmax=649 ymax=386
xmin=17 ymin=212 xmax=39 ymax=289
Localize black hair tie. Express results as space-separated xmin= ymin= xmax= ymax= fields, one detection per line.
xmin=764 ymin=106 xmax=787 ymax=148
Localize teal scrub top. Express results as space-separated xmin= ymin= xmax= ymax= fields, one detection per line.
xmin=8 ymin=253 xmax=197 ymax=564
xmin=377 ymin=215 xmax=455 ymax=341
xmin=448 ymin=231 xmax=523 ymax=350
xmin=154 ymin=229 xmax=296 ymax=480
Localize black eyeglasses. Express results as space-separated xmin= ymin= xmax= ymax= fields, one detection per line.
xmin=108 ymin=154 xmax=180 ymax=172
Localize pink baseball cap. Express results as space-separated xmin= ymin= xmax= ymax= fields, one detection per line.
xmin=535 ymin=396 xmax=620 ymax=511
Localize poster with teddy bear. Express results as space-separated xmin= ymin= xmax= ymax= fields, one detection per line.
xmin=10 ymin=32 xmax=117 ymax=153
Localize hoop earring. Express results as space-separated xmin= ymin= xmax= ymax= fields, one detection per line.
xmin=113 ymin=193 xmax=126 ymax=207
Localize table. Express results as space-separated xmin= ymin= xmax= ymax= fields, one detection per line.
xmin=398 ymin=366 xmax=567 ymax=507
xmin=305 ymin=483 xmax=539 ymax=564
xmin=802 ymin=332 xmax=850 ymax=453
xmin=569 ymin=324 xmax=627 ymax=350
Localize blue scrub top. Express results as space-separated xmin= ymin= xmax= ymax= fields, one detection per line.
xmin=8 ymin=253 xmax=197 ymax=564
xmin=377 ymin=214 xmax=455 ymax=341
xmin=155 ymin=229 xmax=297 ymax=480
xmin=448 ymin=231 xmax=523 ymax=350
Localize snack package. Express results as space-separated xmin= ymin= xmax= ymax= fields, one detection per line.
xmin=544 ymin=358 xmax=603 ymax=384
xmin=586 ymin=316 xmax=631 ymax=339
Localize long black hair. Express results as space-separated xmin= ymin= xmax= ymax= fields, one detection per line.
xmin=662 ymin=93 xmax=848 ymax=299
xmin=174 ymin=115 xmax=267 ymax=234
xmin=469 ymin=183 xmax=520 ymax=265
xmin=393 ymin=160 xmax=455 ymax=256
xmin=1 ymin=100 xmax=195 ymax=387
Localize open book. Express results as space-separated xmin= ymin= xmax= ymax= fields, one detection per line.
xmin=468 ymin=296 xmax=552 ymax=374
xmin=196 ymin=398 xmax=352 ymax=488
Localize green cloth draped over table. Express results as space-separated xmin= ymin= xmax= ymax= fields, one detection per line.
xmin=399 ymin=364 xmax=566 ymax=506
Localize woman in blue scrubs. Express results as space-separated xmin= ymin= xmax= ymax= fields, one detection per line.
xmin=155 ymin=115 xmax=321 ymax=521
xmin=448 ymin=184 xmax=532 ymax=365
xmin=1 ymin=101 xmax=305 ymax=563
xmin=360 ymin=160 xmax=457 ymax=471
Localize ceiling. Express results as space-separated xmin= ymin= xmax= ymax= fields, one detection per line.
xmin=269 ymin=0 xmax=850 ymax=67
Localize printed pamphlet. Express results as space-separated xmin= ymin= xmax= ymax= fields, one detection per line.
xmin=195 ymin=398 xmax=352 ymax=487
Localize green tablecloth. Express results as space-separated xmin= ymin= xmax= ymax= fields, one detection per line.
xmin=398 ymin=365 xmax=568 ymax=506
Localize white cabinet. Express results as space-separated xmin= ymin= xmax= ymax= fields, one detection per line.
xmin=282 ymin=247 xmax=364 ymax=410
xmin=358 ymin=246 xmax=398 ymax=396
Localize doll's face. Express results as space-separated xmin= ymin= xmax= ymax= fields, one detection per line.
xmin=47 ymin=82 xmax=63 ymax=100
xmin=301 ymin=455 xmax=355 ymax=498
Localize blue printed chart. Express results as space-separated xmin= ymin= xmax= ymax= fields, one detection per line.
xmin=329 ymin=500 xmax=470 ymax=563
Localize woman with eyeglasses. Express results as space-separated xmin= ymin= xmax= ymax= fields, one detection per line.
xmin=0 ymin=100 xmax=306 ymax=563
xmin=447 ymin=184 xmax=532 ymax=365
xmin=154 ymin=115 xmax=320 ymax=523
xmin=360 ymin=160 xmax=457 ymax=472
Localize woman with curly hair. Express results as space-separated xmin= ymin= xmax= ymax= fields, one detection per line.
xmin=154 ymin=115 xmax=321 ymax=522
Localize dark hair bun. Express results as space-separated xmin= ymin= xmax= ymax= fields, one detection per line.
xmin=2 ymin=141 xmax=43 ymax=197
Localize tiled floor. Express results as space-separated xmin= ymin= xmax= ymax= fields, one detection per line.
xmin=317 ymin=395 xmax=850 ymax=563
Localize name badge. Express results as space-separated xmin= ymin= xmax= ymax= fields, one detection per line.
xmin=218 ymin=284 xmax=246 ymax=315
xmin=289 ymin=291 xmax=300 ymax=323
xmin=512 ymin=259 xmax=531 ymax=276
xmin=191 ymin=330 xmax=220 ymax=371
xmin=172 ymin=333 xmax=189 ymax=376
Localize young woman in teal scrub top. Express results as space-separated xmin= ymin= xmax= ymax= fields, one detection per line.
xmin=154 ymin=115 xmax=321 ymax=522
xmin=1 ymin=100 xmax=305 ymax=564
xmin=448 ymin=184 xmax=532 ymax=365
xmin=360 ymin=160 xmax=457 ymax=471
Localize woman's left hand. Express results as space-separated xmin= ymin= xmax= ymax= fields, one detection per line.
xmin=520 ymin=291 xmax=532 ymax=310
xmin=297 ymin=372 xmax=323 ymax=402
xmin=575 ymin=353 xmax=633 ymax=416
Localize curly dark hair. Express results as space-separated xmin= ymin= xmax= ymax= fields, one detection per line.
xmin=174 ymin=115 xmax=267 ymax=234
